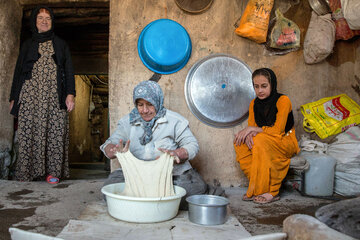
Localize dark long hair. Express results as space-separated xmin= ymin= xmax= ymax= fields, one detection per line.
xmin=252 ymin=68 xmax=294 ymax=133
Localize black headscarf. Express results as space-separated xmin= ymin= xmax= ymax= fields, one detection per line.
xmin=30 ymin=5 xmax=55 ymax=42
xmin=253 ymin=68 xmax=294 ymax=133
xmin=23 ymin=6 xmax=55 ymax=75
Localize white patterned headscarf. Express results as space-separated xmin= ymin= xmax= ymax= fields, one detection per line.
xmin=129 ymin=81 xmax=167 ymax=145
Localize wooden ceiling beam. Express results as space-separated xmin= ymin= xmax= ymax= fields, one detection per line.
xmin=23 ymin=7 xmax=109 ymax=18
xmin=55 ymin=16 xmax=109 ymax=25
xmin=21 ymin=1 xmax=109 ymax=10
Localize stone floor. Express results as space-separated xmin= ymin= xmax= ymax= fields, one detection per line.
xmin=0 ymin=163 xmax=352 ymax=240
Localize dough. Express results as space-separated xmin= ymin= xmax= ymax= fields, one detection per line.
xmin=115 ymin=151 xmax=175 ymax=198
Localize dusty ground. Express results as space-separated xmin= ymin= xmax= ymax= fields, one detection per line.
xmin=0 ymin=179 xmax=104 ymax=240
xmin=0 ymin=165 xmax=344 ymax=240
xmin=225 ymin=186 xmax=337 ymax=235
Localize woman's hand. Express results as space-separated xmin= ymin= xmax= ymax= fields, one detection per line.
xmin=245 ymin=132 xmax=257 ymax=149
xmin=65 ymin=94 xmax=75 ymax=112
xmin=234 ymin=126 xmax=262 ymax=146
xmin=158 ymin=148 xmax=188 ymax=164
xmin=104 ymin=140 xmax=130 ymax=159
xmin=116 ymin=139 xmax=130 ymax=153
xmin=234 ymin=127 xmax=252 ymax=146
xmin=9 ymin=100 xmax=14 ymax=112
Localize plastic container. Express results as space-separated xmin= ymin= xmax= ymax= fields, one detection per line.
xmin=301 ymin=152 xmax=336 ymax=196
xmin=138 ymin=19 xmax=192 ymax=74
xmin=101 ymin=183 xmax=186 ymax=223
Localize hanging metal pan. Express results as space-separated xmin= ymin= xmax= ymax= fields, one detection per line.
xmin=184 ymin=54 xmax=255 ymax=128
xmin=175 ymin=0 xmax=213 ymax=14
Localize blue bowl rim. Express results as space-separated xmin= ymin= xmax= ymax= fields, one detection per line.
xmin=137 ymin=18 xmax=192 ymax=75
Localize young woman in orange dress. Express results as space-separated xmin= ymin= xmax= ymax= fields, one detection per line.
xmin=233 ymin=68 xmax=300 ymax=204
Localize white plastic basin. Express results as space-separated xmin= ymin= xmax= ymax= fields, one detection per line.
xmin=101 ymin=183 xmax=186 ymax=223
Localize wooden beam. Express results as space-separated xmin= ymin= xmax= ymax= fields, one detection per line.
xmin=23 ymin=7 xmax=109 ymax=18
xmin=56 ymin=16 xmax=109 ymax=25
xmin=20 ymin=1 xmax=109 ymax=10
xmin=93 ymin=87 xmax=108 ymax=95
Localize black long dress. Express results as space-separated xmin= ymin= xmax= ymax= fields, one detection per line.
xmin=15 ymin=40 xmax=69 ymax=181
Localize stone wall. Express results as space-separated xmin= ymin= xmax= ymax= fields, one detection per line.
xmin=0 ymin=0 xmax=22 ymax=178
xmin=109 ymin=0 xmax=360 ymax=186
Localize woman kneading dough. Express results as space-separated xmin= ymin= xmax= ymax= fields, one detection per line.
xmin=100 ymin=80 xmax=207 ymax=209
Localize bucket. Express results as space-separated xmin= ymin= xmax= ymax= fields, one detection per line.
xmin=301 ymin=152 xmax=336 ymax=196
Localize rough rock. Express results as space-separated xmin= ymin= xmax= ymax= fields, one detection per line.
xmin=283 ymin=214 xmax=356 ymax=240
xmin=315 ymin=197 xmax=360 ymax=239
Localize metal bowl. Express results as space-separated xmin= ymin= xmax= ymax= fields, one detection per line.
xmin=184 ymin=54 xmax=254 ymax=128
xmin=308 ymin=0 xmax=330 ymax=15
xmin=175 ymin=0 xmax=214 ymax=14
xmin=186 ymin=195 xmax=229 ymax=225
xmin=138 ymin=19 xmax=192 ymax=74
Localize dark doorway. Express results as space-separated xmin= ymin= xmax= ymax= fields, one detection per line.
xmin=21 ymin=2 xmax=109 ymax=74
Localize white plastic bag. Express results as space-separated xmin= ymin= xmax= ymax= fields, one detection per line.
xmin=341 ymin=0 xmax=360 ymax=30
xmin=304 ymin=12 xmax=336 ymax=64
xmin=299 ymin=135 xmax=328 ymax=154
xmin=269 ymin=9 xmax=300 ymax=50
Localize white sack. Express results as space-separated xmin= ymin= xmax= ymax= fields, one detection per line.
xmin=334 ymin=162 xmax=360 ymax=196
xmin=304 ymin=12 xmax=336 ymax=64
xmin=341 ymin=0 xmax=360 ymax=30
xmin=327 ymin=126 xmax=360 ymax=164
xmin=327 ymin=126 xmax=360 ymax=196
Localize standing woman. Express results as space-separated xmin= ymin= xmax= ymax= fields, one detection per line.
xmin=9 ymin=6 xmax=75 ymax=183
xmin=233 ymin=68 xmax=299 ymax=204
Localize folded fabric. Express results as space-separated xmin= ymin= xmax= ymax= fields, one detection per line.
xmin=290 ymin=155 xmax=310 ymax=171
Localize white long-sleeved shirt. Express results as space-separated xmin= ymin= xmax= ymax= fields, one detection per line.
xmin=100 ymin=110 xmax=199 ymax=175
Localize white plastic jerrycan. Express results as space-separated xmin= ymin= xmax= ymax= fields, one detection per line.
xmin=301 ymin=152 xmax=337 ymax=197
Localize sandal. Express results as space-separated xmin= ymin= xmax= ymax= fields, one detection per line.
xmin=46 ymin=175 xmax=59 ymax=184
xmin=253 ymin=193 xmax=280 ymax=204
xmin=242 ymin=194 xmax=255 ymax=201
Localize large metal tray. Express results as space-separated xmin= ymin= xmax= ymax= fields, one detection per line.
xmin=184 ymin=54 xmax=254 ymax=128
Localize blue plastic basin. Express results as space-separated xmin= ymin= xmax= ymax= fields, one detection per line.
xmin=138 ymin=19 xmax=192 ymax=74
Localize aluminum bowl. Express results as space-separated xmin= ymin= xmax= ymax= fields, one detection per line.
xmin=186 ymin=195 xmax=229 ymax=225
xmin=308 ymin=0 xmax=330 ymax=15
xmin=101 ymin=183 xmax=186 ymax=223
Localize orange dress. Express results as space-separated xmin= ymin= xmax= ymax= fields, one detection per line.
xmin=234 ymin=95 xmax=300 ymax=198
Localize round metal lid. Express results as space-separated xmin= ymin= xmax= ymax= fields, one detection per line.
xmin=184 ymin=54 xmax=255 ymax=128
xmin=175 ymin=0 xmax=214 ymax=14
